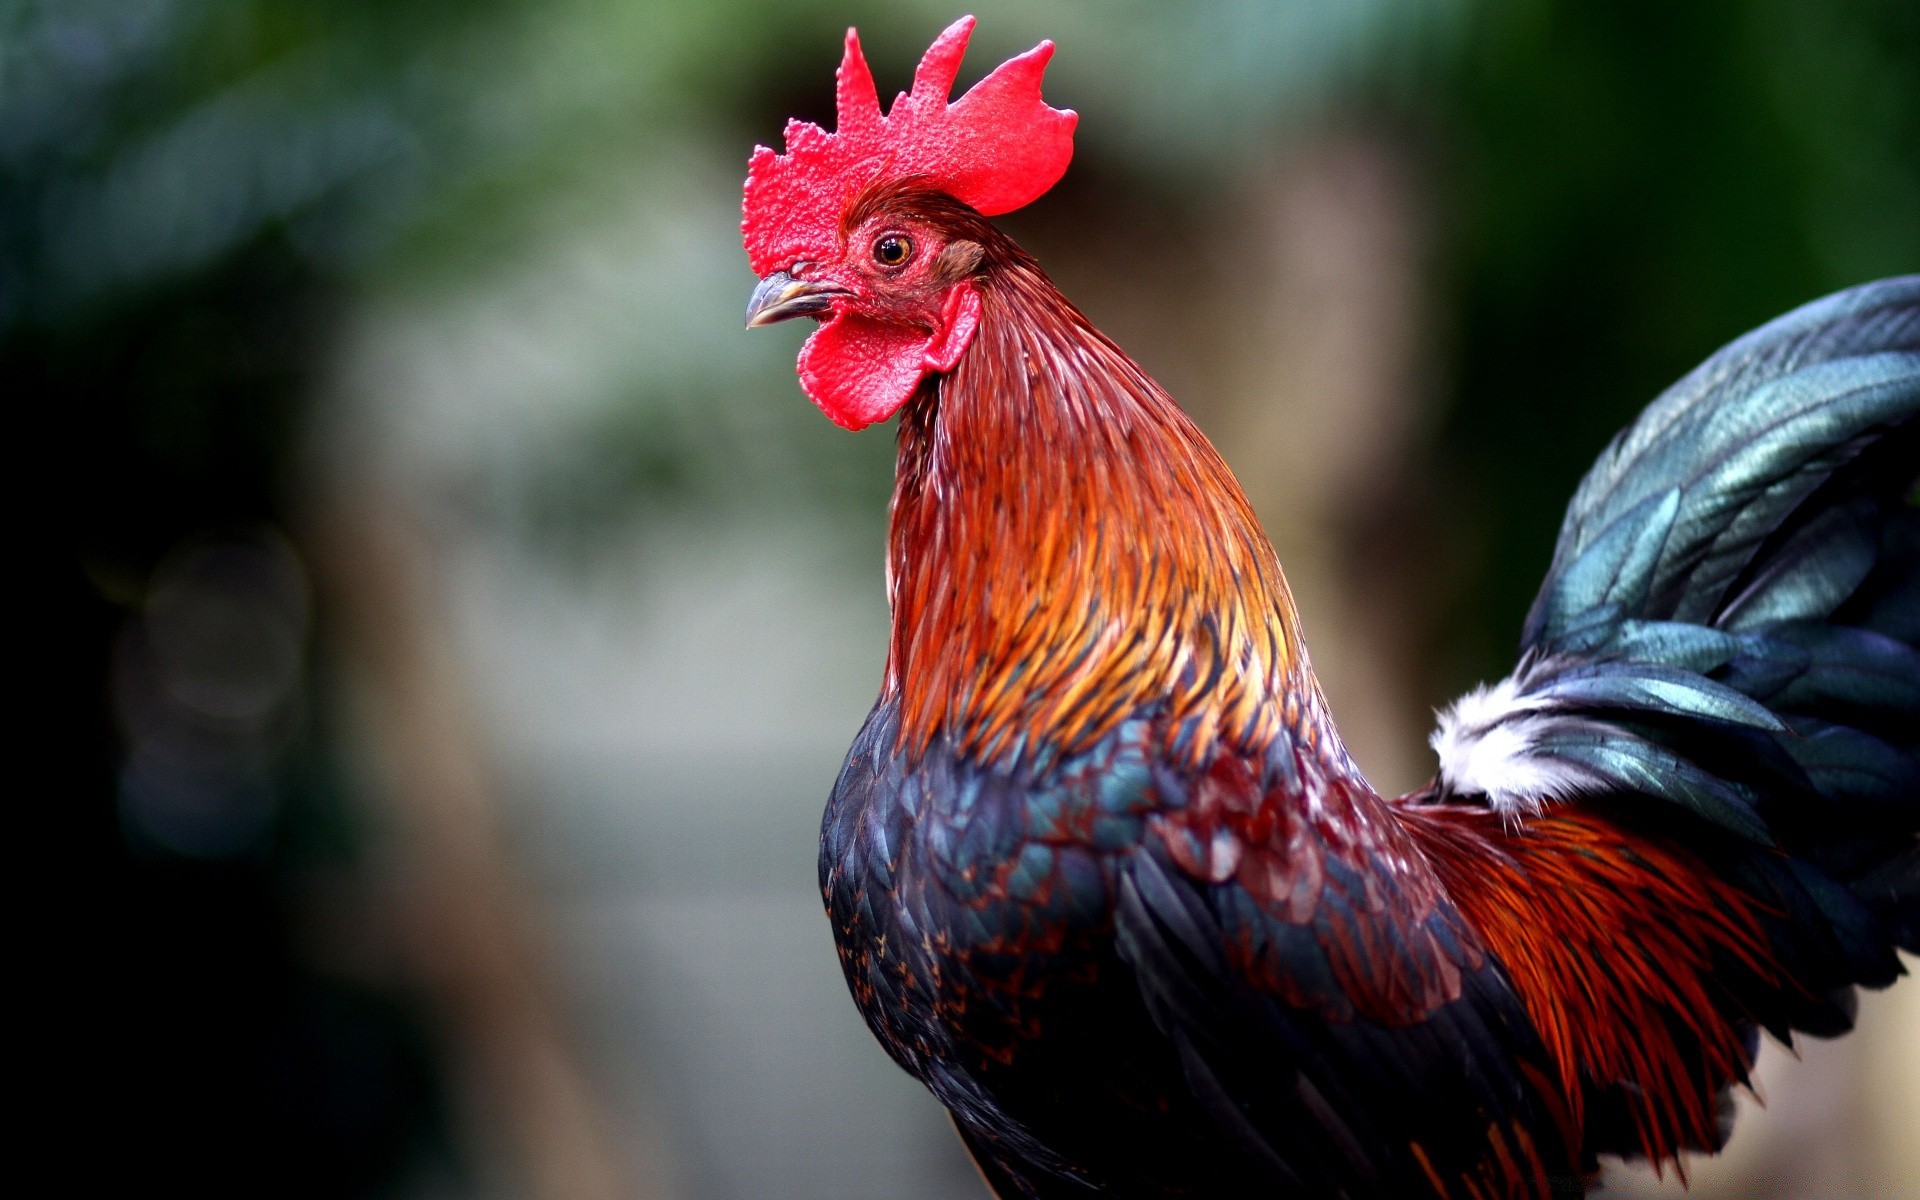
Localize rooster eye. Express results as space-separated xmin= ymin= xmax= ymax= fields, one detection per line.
xmin=872 ymin=234 xmax=913 ymax=267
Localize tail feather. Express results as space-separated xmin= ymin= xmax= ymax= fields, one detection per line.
xmin=1532 ymin=279 xmax=1920 ymax=642
xmin=1433 ymin=274 xmax=1920 ymax=998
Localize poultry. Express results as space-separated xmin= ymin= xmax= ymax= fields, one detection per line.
xmin=742 ymin=17 xmax=1920 ymax=1198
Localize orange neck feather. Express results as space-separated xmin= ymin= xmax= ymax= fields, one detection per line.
xmin=884 ymin=254 xmax=1337 ymax=767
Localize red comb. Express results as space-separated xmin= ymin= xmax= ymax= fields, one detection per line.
xmin=742 ymin=16 xmax=1077 ymax=276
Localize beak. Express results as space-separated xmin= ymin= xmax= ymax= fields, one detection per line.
xmin=745 ymin=271 xmax=845 ymax=328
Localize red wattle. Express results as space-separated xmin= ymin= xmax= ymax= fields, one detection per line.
xmin=797 ymin=285 xmax=982 ymax=430
xmin=797 ymin=315 xmax=933 ymax=431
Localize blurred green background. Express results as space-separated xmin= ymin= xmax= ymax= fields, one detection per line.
xmin=27 ymin=1 xmax=1917 ymax=1196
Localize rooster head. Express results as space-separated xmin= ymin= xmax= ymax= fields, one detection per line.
xmin=741 ymin=16 xmax=1076 ymax=429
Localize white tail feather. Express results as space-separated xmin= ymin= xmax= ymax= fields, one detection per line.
xmin=1429 ymin=676 xmax=1609 ymax=816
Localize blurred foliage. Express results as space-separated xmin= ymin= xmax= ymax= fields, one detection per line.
xmin=1433 ymin=0 xmax=1920 ymax=683
xmin=14 ymin=3 xmax=456 ymax=1192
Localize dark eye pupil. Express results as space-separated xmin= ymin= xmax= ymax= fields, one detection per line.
xmin=875 ymin=235 xmax=911 ymax=266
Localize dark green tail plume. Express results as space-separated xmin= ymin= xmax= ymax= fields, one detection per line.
xmin=1442 ymin=276 xmax=1920 ymax=1038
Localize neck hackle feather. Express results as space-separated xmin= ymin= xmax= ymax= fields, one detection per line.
xmin=877 ymin=195 xmax=1341 ymax=771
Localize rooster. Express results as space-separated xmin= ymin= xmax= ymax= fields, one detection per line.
xmin=742 ymin=18 xmax=1920 ymax=1198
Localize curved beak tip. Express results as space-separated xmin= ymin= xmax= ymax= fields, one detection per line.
xmin=745 ymin=271 xmax=842 ymax=328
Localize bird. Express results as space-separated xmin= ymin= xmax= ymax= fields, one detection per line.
xmin=741 ymin=17 xmax=1920 ymax=1198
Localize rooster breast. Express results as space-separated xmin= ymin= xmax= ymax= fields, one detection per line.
xmin=820 ymin=698 xmax=1581 ymax=1198
xmin=822 ymin=703 xmax=1287 ymax=1197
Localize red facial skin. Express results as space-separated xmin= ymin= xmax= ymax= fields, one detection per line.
xmin=787 ymin=211 xmax=985 ymax=430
